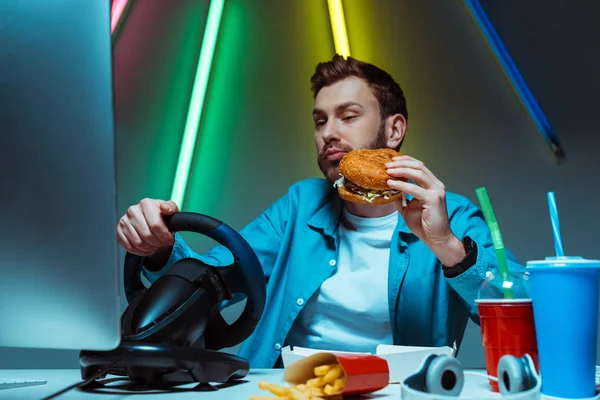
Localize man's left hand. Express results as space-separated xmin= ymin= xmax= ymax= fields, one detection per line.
xmin=385 ymin=155 xmax=466 ymax=266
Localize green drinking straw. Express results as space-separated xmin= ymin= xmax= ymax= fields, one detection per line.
xmin=475 ymin=187 xmax=514 ymax=300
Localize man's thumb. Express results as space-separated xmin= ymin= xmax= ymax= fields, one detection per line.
xmin=160 ymin=201 xmax=179 ymax=214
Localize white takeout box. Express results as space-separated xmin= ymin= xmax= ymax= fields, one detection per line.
xmin=281 ymin=344 xmax=455 ymax=384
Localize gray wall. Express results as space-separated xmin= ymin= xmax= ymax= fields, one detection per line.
xmin=1 ymin=0 xmax=598 ymax=369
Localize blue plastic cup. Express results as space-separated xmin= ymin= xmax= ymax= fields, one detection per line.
xmin=526 ymin=256 xmax=600 ymax=398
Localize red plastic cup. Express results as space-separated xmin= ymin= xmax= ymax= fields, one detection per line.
xmin=476 ymin=299 xmax=539 ymax=392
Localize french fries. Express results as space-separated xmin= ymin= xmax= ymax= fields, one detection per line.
xmin=250 ymin=363 xmax=345 ymax=400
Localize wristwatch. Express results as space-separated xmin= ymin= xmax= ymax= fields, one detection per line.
xmin=442 ymin=236 xmax=477 ymax=278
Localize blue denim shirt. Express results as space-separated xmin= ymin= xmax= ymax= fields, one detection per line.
xmin=144 ymin=178 xmax=524 ymax=368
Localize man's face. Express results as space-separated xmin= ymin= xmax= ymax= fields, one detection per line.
xmin=313 ymin=77 xmax=388 ymax=184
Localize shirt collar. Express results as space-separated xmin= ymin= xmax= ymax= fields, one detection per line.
xmin=307 ymin=190 xmax=343 ymax=237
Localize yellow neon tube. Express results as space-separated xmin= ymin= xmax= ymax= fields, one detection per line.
xmin=327 ymin=0 xmax=351 ymax=57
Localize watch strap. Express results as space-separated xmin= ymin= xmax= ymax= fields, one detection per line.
xmin=442 ymin=236 xmax=477 ymax=278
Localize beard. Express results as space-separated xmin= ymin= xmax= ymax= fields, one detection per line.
xmin=318 ymin=121 xmax=388 ymax=184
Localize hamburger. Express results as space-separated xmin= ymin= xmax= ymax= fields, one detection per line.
xmin=333 ymin=148 xmax=404 ymax=205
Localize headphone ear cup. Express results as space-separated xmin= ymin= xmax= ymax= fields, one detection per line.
xmin=498 ymin=354 xmax=532 ymax=394
xmin=424 ymin=355 xmax=464 ymax=396
xmin=403 ymin=354 xmax=438 ymax=392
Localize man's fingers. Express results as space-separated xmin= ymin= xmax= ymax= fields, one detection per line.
xmin=387 ymin=179 xmax=427 ymax=201
xmin=386 ymin=156 xmax=443 ymax=187
xmin=117 ymin=229 xmax=135 ymax=254
xmin=160 ymin=201 xmax=179 ymax=215
xmin=386 ymin=167 xmax=434 ymax=189
xmin=120 ymin=218 xmax=158 ymax=254
xmin=127 ymin=204 xmax=164 ymax=248
xmin=116 ymin=198 xmax=179 ymax=256
xmin=140 ymin=199 xmax=174 ymax=245
xmin=387 ymin=156 xmax=427 ymax=171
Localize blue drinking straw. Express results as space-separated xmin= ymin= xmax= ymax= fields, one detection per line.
xmin=547 ymin=192 xmax=564 ymax=257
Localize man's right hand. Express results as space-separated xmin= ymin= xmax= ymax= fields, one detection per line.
xmin=117 ymin=198 xmax=179 ymax=257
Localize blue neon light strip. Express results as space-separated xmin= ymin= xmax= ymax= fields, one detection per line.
xmin=464 ymin=0 xmax=565 ymax=162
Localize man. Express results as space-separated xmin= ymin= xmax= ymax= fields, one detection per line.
xmin=117 ymin=55 xmax=523 ymax=368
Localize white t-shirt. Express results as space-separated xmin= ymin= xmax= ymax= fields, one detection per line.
xmin=285 ymin=208 xmax=397 ymax=353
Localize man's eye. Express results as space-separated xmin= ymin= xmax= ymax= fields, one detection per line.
xmin=344 ymin=115 xmax=357 ymax=121
xmin=315 ymin=120 xmax=326 ymax=127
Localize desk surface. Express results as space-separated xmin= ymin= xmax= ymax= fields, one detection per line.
xmin=0 ymin=369 xmax=502 ymax=399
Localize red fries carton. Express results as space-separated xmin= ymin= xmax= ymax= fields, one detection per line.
xmin=283 ymin=352 xmax=389 ymax=398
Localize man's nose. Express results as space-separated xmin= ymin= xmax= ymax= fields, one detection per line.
xmin=321 ymin=120 xmax=340 ymax=143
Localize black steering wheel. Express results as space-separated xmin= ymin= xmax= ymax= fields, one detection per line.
xmin=122 ymin=212 xmax=266 ymax=350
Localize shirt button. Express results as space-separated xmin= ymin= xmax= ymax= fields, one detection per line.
xmin=297 ymin=298 xmax=304 ymax=306
xmin=274 ymin=343 xmax=281 ymax=351
xmin=329 ymin=259 xmax=336 ymax=266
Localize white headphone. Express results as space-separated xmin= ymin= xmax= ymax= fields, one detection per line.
xmin=401 ymin=353 xmax=541 ymax=400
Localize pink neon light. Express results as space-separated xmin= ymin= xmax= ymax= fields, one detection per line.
xmin=110 ymin=0 xmax=129 ymax=33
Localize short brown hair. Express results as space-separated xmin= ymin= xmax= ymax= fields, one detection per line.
xmin=310 ymin=54 xmax=408 ymax=122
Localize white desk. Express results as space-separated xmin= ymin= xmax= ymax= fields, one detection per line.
xmin=0 ymin=369 xmax=502 ymax=399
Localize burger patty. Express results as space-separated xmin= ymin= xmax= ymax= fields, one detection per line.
xmin=344 ymin=179 xmax=372 ymax=194
xmin=337 ymin=177 xmax=400 ymax=203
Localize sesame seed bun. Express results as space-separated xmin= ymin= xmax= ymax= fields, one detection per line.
xmin=336 ymin=148 xmax=404 ymax=205
xmin=339 ymin=148 xmax=400 ymax=190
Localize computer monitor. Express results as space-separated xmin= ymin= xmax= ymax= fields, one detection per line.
xmin=0 ymin=1 xmax=121 ymax=351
